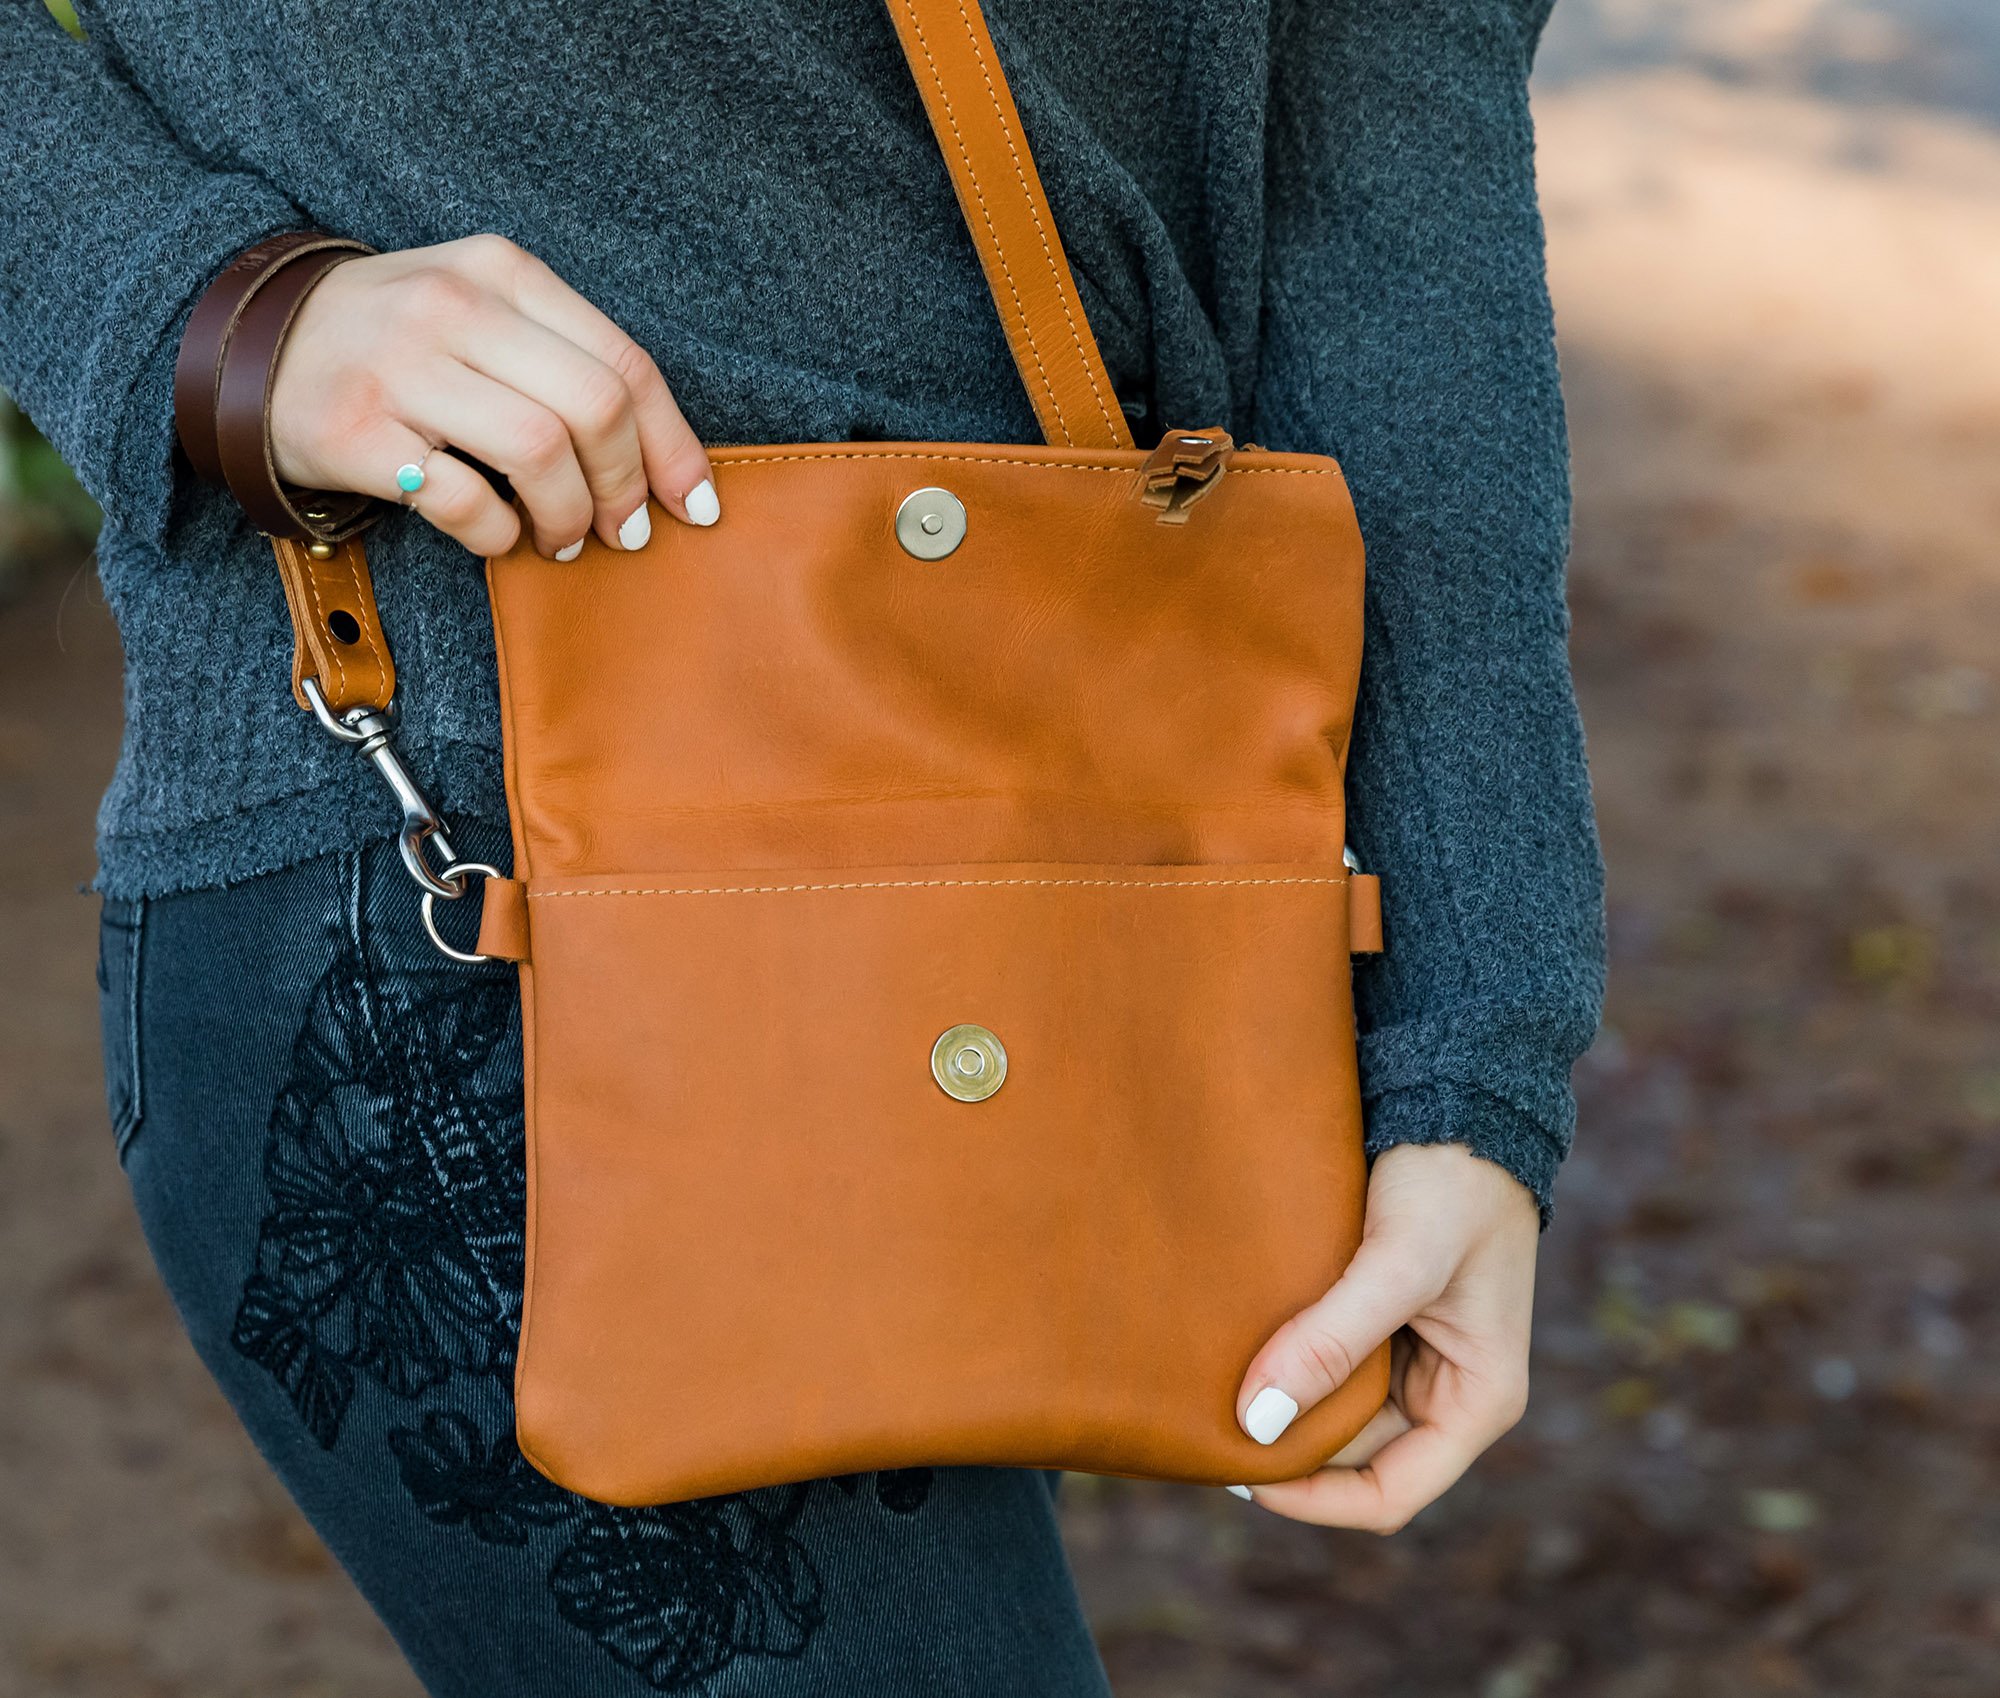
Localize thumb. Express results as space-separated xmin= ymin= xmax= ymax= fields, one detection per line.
xmin=1235 ymin=1234 xmax=1444 ymax=1446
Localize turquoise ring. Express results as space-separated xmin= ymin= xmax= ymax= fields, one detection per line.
xmin=395 ymin=451 xmax=434 ymax=500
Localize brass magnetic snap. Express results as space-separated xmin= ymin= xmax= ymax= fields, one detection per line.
xmin=895 ymin=487 xmax=967 ymax=560
xmin=931 ymin=1023 xmax=1006 ymax=1102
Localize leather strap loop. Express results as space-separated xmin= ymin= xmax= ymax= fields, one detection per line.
xmin=475 ymin=876 xmax=533 ymax=963
xmin=215 ymin=246 xmax=379 ymax=541
xmin=176 ymin=232 xmax=380 ymax=541
xmin=1348 ymin=874 xmax=1384 ymax=955
xmin=175 ymin=230 xmax=348 ymax=485
xmin=270 ymin=530 xmax=397 ymax=716
xmin=884 ymin=0 xmax=1133 ymax=451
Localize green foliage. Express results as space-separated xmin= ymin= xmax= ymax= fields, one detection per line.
xmin=1 ymin=7 xmax=95 ymax=587
xmin=1 ymin=397 xmax=100 ymax=564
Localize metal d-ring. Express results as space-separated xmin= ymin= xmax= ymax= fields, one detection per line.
xmin=420 ymin=860 xmax=504 ymax=964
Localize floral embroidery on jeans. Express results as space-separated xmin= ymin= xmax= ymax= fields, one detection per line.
xmin=232 ymin=945 xmax=931 ymax=1691
xmin=548 ymin=1490 xmax=824 ymax=1688
xmin=387 ymin=1409 xmax=572 ymax=1545
xmin=231 ymin=959 xmax=521 ymax=1445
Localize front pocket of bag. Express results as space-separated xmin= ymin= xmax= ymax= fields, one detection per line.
xmin=511 ymin=861 xmax=1384 ymax=1504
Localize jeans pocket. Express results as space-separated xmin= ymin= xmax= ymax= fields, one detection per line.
xmin=95 ymin=895 xmax=146 ymax=1161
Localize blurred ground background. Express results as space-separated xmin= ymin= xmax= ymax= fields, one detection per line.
xmin=3 ymin=1 xmax=1997 ymax=1693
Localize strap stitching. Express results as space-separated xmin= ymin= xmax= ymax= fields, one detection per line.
xmin=289 ymin=539 xmax=352 ymax=704
xmin=894 ymin=0 xmax=1074 ymax=444
xmin=339 ymin=547 xmax=391 ymax=702
xmin=324 ymin=546 xmax=379 ymax=703
xmin=708 ymin=449 xmax=1331 ymax=476
xmin=533 ymin=874 xmax=1347 ymax=898
xmin=953 ymin=0 xmax=1124 ymax=446
xmin=271 ymin=543 xmax=314 ymax=700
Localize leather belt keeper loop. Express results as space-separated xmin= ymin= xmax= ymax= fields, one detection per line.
xmin=213 ymin=245 xmax=380 ymax=541
xmin=1347 ymin=873 xmax=1384 ymax=954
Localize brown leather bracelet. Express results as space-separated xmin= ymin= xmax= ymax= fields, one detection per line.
xmin=173 ymin=231 xmax=370 ymax=488
xmin=212 ymin=245 xmax=380 ymax=541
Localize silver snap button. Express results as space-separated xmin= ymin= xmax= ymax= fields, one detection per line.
xmin=895 ymin=488 xmax=967 ymax=560
xmin=931 ymin=1023 xmax=1007 ymax=1102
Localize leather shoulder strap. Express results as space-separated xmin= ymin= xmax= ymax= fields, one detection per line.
xmin=884 ymin=0 xmax=1134 ymax=451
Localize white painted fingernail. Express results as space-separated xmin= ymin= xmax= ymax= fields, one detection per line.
xmin=554 ymin=539 xmax=585 ymax=562
xmin=1243 ymin=1386 xmax=1299 ymax=1446
xmin=1226 ymin=1485 xmax=1255 ymax=1501
xmin=617 ymin=503 xmax=652 ymax=550
xmin=683 ymin=478 xmax=720 ymax=527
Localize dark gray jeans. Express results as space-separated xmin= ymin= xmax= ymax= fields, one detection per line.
xmin=96 ymin=823 xmax=1109 ymax=1696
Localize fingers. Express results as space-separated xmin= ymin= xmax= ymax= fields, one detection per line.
xmin=1227 ymin=1146 xmax=1544 ymax=1531
xmin=346 ymin=417 xmax=522 ymax=558
xmin=1235 ymin=1296 xmax=1533 ymax=1534
xmin=453 ymin=311 xmax=660 ymax=550
xmin=402 ymin=366 xmax=598 ymax=558
xmin=268 ymin=235 xmax=720 ymax=557
xmin=1246 ymin=1342 xmax=1527 ymax=1532
xmin=480 ymin=240 xmax=717 ymax=527
xmin=1248 ymin=1418 xmax=1481 ymax=1534
xmin=1325 ymin=1381 xmax=1415 ymax=1470
xmin=1235 ymin=1234 xmax=1445 ymax=1445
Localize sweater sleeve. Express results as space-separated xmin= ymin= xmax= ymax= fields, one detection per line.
xmin=0 ymin=1 xmax=310 ymax=542
xmin=1255 ymin=0 xmax=1606 ymax=1219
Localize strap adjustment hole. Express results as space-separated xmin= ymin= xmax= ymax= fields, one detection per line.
xmin=327 ymin=609 xmax=362 ymax=645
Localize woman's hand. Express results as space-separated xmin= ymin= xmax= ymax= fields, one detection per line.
xmin=268 ymin=234 xmax=717 ymax=559
xmin=1232 ymin=1142 xmax=1540 ymax=1530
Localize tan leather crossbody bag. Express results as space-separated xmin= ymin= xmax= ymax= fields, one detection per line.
xmin=214 ymin=0 xmax=1389 ymax=1504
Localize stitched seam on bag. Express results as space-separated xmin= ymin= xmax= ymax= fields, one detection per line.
xmin=710 ymin=450 xmax=1331 ymax=477
xmin=532 ymin=875 xmax=1348 ymax=898
xmin=895 ymin=0 xmax=1073 ymax=444
xmin=953 ymin=0 xmax=1123 ymax=446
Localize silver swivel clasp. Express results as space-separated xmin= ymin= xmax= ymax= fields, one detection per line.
xmin=301 ymin=675 xmax=463 ymax=897
xmin=300 ymin=676 xmax=501 ymax=963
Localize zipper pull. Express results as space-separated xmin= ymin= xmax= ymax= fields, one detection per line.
xmin=1136 ymin=426 xmax=1234 ymax=525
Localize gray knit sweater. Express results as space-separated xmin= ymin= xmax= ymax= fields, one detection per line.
xmin=0 ymin=0 xmax=1603 ymax=1213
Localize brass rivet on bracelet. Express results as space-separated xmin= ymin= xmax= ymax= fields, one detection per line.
xmin=305 ymin=539 xmax=336 ymax=561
